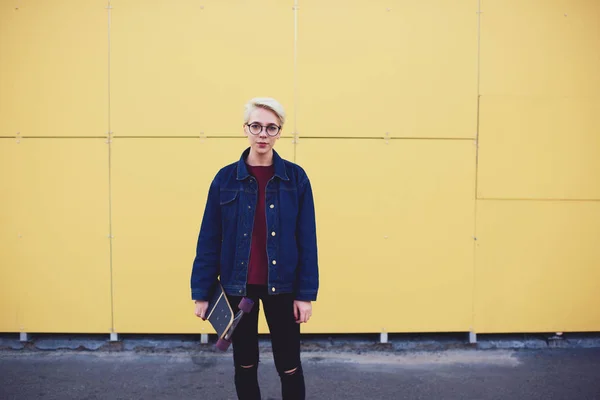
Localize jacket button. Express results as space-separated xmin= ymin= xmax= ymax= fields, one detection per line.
xmin=270 ymin=204 xmax=274 ymax=209
xmin=248 ymin=205 xmax=251 ymax=209
xmin=272 ymin=287 xmax=276 ymax=292
xmin=239 ymin=290 xmax=243 ymax=294
xmin=272 ymin=260 xmax=277 ymax=265
xmin=271 ymin=231 xmax=276 ymax=236
xmin=244 ymin=233 xmax=248 ymax=237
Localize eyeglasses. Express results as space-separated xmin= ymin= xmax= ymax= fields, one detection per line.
xmin=245 ymin=122 xmax=281 ymax=137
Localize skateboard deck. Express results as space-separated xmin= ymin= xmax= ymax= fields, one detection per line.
xmin=204 ymin=282 xmax=234 ymax=339
xmin=202 ymin=282 xmax=254 ymax=351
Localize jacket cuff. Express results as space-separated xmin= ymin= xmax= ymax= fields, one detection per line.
xmin=295 ymin=291 xmax=317 ymax=302
xmin=191 ymin=290 xmax=209 ymax=302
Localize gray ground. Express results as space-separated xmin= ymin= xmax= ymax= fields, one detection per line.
xmin=1 ymin=348 xmax=599 ymax=400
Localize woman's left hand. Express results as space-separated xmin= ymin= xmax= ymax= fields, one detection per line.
xmin=293 ymin=300 xmax=312 ymax=324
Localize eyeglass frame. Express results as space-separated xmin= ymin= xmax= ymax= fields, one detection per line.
xmin=244 ymin=122 xmax=282 ymax=137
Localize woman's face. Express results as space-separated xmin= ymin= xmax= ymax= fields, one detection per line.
xmin=244 ymin=107 xmax=281 ymax=155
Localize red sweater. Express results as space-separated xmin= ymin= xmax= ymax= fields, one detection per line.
xmin=246 ymin=164 xmax=274 ymax=285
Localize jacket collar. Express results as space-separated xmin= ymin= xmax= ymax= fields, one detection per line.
xmin=236 ymin=147 xmax=289 ymax=181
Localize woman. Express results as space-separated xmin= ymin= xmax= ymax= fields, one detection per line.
xmin=190 ymin=97 xmax=319 ymax=400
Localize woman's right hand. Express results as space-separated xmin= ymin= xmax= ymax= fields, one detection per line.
xmin=194 ymin=300 xmax=209 ymax=320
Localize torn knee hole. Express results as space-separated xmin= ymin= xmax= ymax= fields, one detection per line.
xmin=240 ymin=364 xmax=255 ymax=369
xmin=284 ymin=367 xmax=298 ymax=375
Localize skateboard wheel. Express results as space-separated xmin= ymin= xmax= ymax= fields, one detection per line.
xmin=238 ymin=298 xmax=254 ymax=314
xmin=216 ymin=338 xmax=231 ymax=351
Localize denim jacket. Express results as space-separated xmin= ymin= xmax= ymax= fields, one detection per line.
xmin=190 ymin=148 xmax=319 ymax=302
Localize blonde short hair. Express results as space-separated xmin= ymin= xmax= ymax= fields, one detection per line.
xmin=244 ymin=97 xmax=286 ymax=126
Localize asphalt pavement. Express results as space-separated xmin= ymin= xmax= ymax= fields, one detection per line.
xmin=1 ymin=348 xmax=599 ymax=400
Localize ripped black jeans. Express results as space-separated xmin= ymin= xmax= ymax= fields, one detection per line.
xmin=228 ymin=284 xmax=305 ymax=400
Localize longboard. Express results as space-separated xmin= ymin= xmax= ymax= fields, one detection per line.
xmin=202 ymin=282 xmax=254 ymax=351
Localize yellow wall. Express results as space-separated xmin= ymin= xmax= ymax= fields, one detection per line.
xmin=1 ymin=0 xmax=598 ymax=335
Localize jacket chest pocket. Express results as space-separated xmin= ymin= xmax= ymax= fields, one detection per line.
xmin=279 ymin=188 xmax=299 ymax=227
xmin=220 ymin=191 xmax=239 ymax=223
